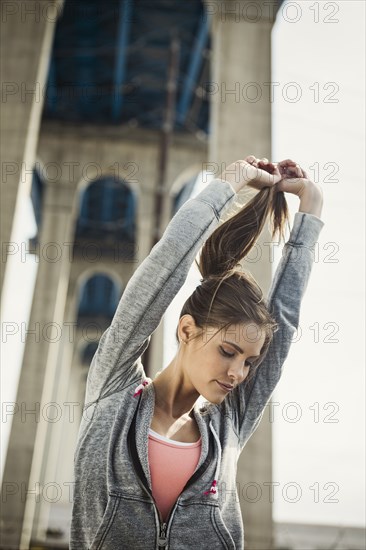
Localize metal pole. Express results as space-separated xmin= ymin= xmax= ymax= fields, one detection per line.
xmin=142 ymin=32 xmax=180 ymax=376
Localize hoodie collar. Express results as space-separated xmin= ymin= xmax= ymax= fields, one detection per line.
xmin=133 ymin=378 xmax=221 ymax=498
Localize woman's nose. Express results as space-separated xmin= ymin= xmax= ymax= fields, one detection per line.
xmin=228 ymin=361 xmax=249 ymax=382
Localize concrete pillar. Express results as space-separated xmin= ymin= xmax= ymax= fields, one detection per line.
xmin=0 ymin=0 xmax=63 ymax=296
xmin=30 ymin=260 xmax=134 ymax=545
xmin=0 ymin=179 xmax=75 ymax=549
xmin=208 ymin=2 xmax=277 ymax=548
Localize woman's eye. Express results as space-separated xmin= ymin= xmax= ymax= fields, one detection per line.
xmin=220 ymin=347 xmax=254 ymax=368
xmin=220 ymin=347 xmax=234 ymax=358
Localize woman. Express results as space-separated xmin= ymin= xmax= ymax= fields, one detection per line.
xmin=70 ymin=155 xmax=324 ymax=549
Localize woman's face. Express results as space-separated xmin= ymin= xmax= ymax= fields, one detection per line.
xmin=180 ymin=316 xmax=266 ymax=404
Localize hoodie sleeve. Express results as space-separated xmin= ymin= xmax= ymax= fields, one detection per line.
xmin=228 ymin=211 xmax=325 ymax=450
xmin=84 ymin=178 xmax=237 ymax=405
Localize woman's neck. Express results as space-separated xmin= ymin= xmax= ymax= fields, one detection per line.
xmin=152 ymin=362 xmax=200 ymax=419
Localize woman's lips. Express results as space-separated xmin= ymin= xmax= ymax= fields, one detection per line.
xmin=216 ymin=380 xmax=234 ymax=392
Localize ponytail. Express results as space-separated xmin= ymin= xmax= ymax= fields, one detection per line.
xmin=176 ymin=186 xmax=288 ymax=369
xmin=198 ymin=186 xmax=289 ymax=279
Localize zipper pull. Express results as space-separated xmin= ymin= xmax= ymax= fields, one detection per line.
xmin=158 ymin=522 xmax=168 ymax=547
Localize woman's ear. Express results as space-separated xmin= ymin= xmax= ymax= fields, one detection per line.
xmin=178 ymin=314 xmax=197 ymax=343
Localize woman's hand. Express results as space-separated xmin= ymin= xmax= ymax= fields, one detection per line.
xmin=275 ymin=159 xmax=324 ymax=218
xmin=219 ymin=155 xmax=282 ymax=194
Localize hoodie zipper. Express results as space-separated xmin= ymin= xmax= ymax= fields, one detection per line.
xmin=127 ymin=395 xmax=215 ymax=548
xmin=158 ymin=522 xmax=168 ymax=547
xmin=129 ymin=455 xmax=181 ymax=548
xmin=127 ymin=400 xmax=178 ymax=549
xmin=130 ymin=432 xmax=214 ymax=548
xmin=141 ymin=470 xmax=169 ymax=547
xmin=157 ymin=498 xmax=182 ymax=548
xmin=132 ymin=467 xmax=169 ymax=548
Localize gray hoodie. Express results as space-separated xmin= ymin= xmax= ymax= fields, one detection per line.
xmin=70 ymin=178 xmax=325 ymax=549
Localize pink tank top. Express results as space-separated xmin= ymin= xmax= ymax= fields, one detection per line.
xmin=148 ymin=428 xmax=202 ymax=522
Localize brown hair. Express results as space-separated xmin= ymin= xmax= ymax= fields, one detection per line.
xmin=175 ymin=185 xmax=290 ymax=385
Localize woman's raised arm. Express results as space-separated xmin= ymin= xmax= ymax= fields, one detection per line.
xmin=225 ymin=160 xmax=325 ymax=450
xmin=84 ymin=179 xmax=235 ymax=405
